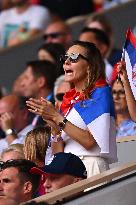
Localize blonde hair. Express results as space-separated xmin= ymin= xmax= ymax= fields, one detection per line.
xmin=24 ymin=126 xmax=51 ymax=163
xmin=1 ymin=143 xmax=25 ymax=160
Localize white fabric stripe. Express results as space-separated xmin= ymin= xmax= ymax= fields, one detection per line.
xmin=62 ymin=108 xmax=117 ymax=163
xmin=125 ymin=50 xmax=136 ymax=99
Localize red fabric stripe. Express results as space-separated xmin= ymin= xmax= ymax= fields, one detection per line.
xmin=60 ymin=78 xmax=107 ymax=116
xmin=126 ymin=28 xmax=136 ymax=49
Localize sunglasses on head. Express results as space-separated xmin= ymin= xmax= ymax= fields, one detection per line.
xmin=55 ymin=93 xmax=65 ymax=101
xmin=43 ymin=32 xmax=66 ymax=40
xmin=0 ymin=159 xmax=16 ymax=171
xmin=60 ymin=53 xmax=89 ymax=64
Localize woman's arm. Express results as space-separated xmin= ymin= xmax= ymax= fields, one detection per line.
xmin=45 ymin=119 xmax=64 ymax=154
xmin=53 ymin=115 xmax=96 ymax=150
xmin=117 ymin=61 xmax=136 ymax=122
xmin=26 ymin=98 xmax=96 ymax=150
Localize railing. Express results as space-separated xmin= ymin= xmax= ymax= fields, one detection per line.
xmin=22 ymin=161 xmax=136 ymax=204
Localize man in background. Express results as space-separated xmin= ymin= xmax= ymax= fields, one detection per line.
xmin=0 ymin=159 xmax=41 ymax=204
xmin=0 ymin=94 xmax=33 ymax=152
xmin=0 ymin=0 xmax=51 ymax=47
xmin=31 ymin=152 xmax=87 ymax=193
xmin=43 ymin=21 xmax=72 ymax=49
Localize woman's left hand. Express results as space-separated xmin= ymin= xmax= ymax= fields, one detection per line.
xmin=26 ymin=97 xmax=63 ymax=122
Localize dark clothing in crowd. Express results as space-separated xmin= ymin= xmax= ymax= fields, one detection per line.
xmin=40 ymin=0 xmax=94 ymax=20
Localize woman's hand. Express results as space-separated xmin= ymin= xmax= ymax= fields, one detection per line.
xmin=26 ymin=97 xmax=64 ymax=123
xmin=116 ymin=60 xmax=128 ymax=84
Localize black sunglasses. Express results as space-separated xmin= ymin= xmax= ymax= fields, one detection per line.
xmin=60 ymin=53 xmax=89 ymax=64
xmin=43 ymin=32 xmax=66 ymax=40
xmin=55 ymin=93 xmax=65 ymax=101
xmin=0 ymin=159 xmax=15 ymax=170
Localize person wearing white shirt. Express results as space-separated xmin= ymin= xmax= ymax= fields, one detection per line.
xmin=0 ymin=94 xmax=33 ymax=153
xmin=0 ymin=0 xmax=51 ymax=47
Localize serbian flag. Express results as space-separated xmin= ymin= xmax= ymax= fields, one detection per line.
xmin=123 ymin=28 xmax=136 ymax=99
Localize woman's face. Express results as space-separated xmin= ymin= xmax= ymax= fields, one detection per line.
xmin=63 ymin=45 xmax=89 ymax=90
xmin=112 ymin=81 xmax=127 ymax=114
xmin=38 ymin=49 xmax=55 ymax=63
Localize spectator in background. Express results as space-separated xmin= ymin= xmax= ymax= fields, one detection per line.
xmin=31 ymin=152 xmax=87 ymax=193
xmin=24 ymin=126 xmax=50 ymax=167
xmin=1 ymin=143 xmax=24 ymax=162
xmin=0 ymin=0 xmax=51 ymax=47
xmin=43 ymin=21 xmax=72 ymax=49
xmin=12 ymin=46 xmax=65 ymax=95
xmin=18 ymin=60 xmax=57 ymax=127
xmin=18 ymin=60 xmax=57 ymax=101
xmin=12 ymin=72 xmax=26 ymax=96
xmin=112 ymin=78 xmax=136 ymax=137
xmin=116 ymin=61 xmax=136 ymax=122
xmin=54 ymin=75 xmax=73 ymax=110
xmin=0 ymin=159 xmax=41 ymax=204
xmin=79 ymin=27 xmax=113 ymax=83
xmin=0 ymin=0 xmax=13 ymax=11
xmin=38 ymin=43 xmax=65 ymax=76
xmin=24 ymin=126 xmax=51 ymax=196
xmin=40 ymin=0 xmax=94 ymax=20
xmin=85 ymin=13 xmax=122 ymax=66
xmin=0 ymin=95 xmax=33 ymax=153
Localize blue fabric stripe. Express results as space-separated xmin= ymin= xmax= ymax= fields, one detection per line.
xmin=125 ymin=40 xmax=136 ymax=67
xmin=73 ymin=86 xmax=115 ymax=125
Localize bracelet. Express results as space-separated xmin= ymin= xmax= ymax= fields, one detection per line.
xmin=51 ymin=135 xmax=63 ymax=143
xmin=58 ymin=118 xmax=68 ymax=131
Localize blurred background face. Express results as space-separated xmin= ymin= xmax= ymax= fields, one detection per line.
xmin=20 ymin=67 xmax=39 ymax=98
xmin=43 ymin=174 xmax=75 ymax=193
xmin=1 ymin=151 xmax=23 ymax=162
xmin=0 ymin=95 xmax=27 ymax=131
xmin=112 ymin=81 xmax=127 ymax=114
xmin=44 ymin=23 xmax=69 ymax=46
xmin=38 ymin=49 xmax=55 ymax=63
xmin=0 ymin=167 xmax=26 ymax=203
xmin=55 ymin=81 xmax=71 ymax=109
xmin=0 ymin=96 xmax=19 ymax=127
xmin=79 ymin=32 xmax=105 ymax=57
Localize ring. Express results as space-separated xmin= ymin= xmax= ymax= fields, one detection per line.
xmin=34 ymin=108 xmax=38 ymax=112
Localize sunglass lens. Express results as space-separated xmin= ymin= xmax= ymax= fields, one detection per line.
xmin=70 ymin=53 xmax=79 ymax=62
xmin=56 ymin=93 xmax=65 ymax=101
xmin=60 ymin=54 xmax=79 ymax=63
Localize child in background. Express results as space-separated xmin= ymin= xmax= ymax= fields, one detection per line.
xmin=24 ymin=126 xmax=51 ymax=196
xmin=24 ymin=126 xmax=50 ymax=167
